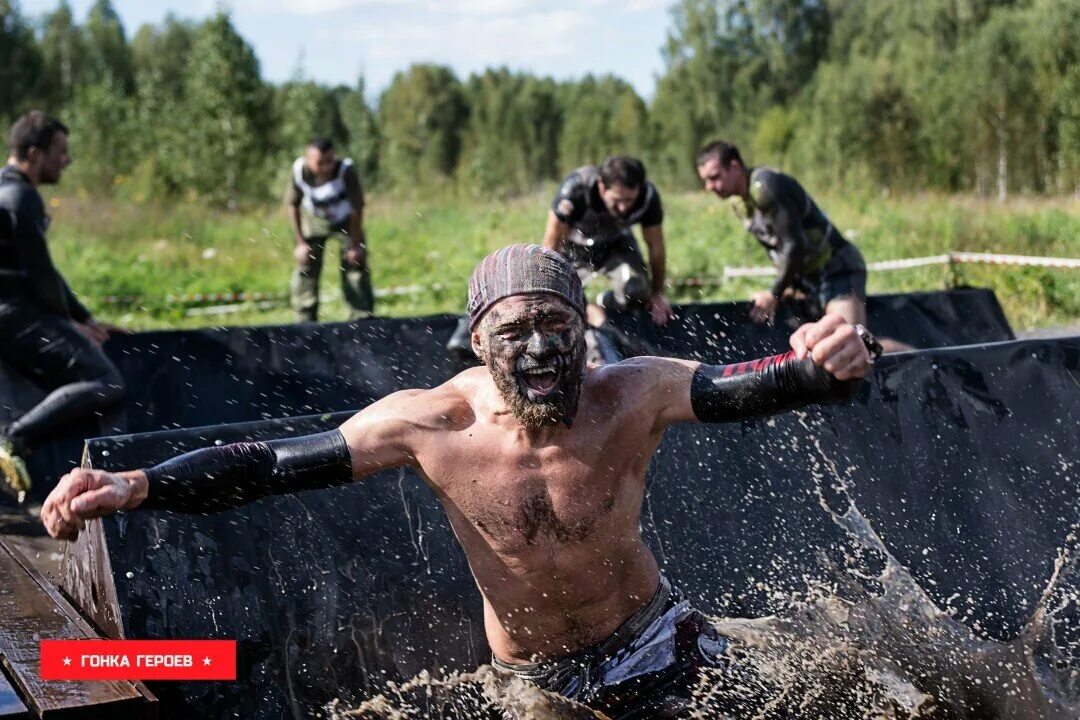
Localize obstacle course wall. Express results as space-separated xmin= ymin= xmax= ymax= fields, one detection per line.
xmin=608 ymin=287 xmax=1014 ymax=362
xmin=69 ymin=335 xmax=1079 ymax=720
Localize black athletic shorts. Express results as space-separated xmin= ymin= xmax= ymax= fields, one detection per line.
xmin=797 ymin=243 xmax=867 ymax=311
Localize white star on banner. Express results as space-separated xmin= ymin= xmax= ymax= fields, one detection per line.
xmin=203 ymin=657 xmax=213 ymax=666
xmin=62 ymin=657 xmax=72 ymax=666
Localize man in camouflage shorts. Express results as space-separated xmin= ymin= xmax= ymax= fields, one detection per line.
xmin=285 ymin=137 xmax=373 ymax=322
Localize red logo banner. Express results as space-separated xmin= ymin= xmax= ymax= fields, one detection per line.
xmin=39 ymin=640 xmax=236 ymax=681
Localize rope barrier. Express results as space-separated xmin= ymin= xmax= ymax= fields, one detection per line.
xmin=100 ymin=251 xmax=1080 ymax=307
xmin=704 ymin=252 xmax=1080 ymax=287
xmin=947 ymin=251 xmax=1080 ymax=269
xmin=869 ymin=254 xmax=953 ymax=271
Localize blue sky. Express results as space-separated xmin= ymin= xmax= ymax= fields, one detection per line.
xmin=20 ymin=0 xmax=674 ymax=99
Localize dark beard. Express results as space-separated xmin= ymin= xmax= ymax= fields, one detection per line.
xmin=486 ymin=343 xmax=586 ymax=429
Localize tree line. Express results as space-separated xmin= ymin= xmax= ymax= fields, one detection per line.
xmin=2 ymin=0 xmax=1078 ymax=205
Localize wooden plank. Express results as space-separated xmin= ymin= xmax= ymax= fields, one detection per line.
xmin=59 ymin=518 xmax=124 ymax=642
xmin=0 ymin=537 xmax=154 ymax=719
xmin=0 ymin=669 xmax=30 ymax=719
xmin=58 ymin=446 xmax=125 ymax=641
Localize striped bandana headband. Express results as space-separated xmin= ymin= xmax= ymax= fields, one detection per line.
xmin=467 ymin=244 xmax=586 ymax=331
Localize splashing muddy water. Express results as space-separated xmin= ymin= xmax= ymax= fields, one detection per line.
xmin=331 ymin=429 xmax=1080 ymax=720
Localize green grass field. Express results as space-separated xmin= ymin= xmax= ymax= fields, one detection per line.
xmin=43 ymin=188 xmax=1080 ymax=332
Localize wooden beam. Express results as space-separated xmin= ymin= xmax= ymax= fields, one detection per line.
xmin=59 ymin=517 xmax=124 ymax=642
xmin=0 ymin=537 xmax=155 ymax=719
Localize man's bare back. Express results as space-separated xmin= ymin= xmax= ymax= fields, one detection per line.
xmin=41 ymin=245 xmax=874 ymax=716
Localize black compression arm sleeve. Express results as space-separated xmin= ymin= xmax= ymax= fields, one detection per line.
xmin=140 ymin=429 xmax=353 ymax=513
xmin=690 ymin=351 xmax=862 ymax=423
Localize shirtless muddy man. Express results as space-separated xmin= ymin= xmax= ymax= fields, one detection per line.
xmin=42 ymin=244 xmax=877 ymax=718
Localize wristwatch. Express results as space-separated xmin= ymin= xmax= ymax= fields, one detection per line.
xmin=853 ymin=324 xmax=884 ymax=360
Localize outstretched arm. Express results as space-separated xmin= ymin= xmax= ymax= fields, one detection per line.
xmin=41 ymin=389 xmax=425 ymax=540
xmin=542 ymin=211 xmax=570 ymax=253
xmin=344 ymin=166 xmax=367 ymax=266
xmin=652 ymin=314 xmax=874 ymax=427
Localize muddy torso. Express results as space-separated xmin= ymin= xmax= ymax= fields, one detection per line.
xmin=733 ymin=167 xmax=845 ymax=272
xmin=409 ymin=364 xmax=666 ymax=662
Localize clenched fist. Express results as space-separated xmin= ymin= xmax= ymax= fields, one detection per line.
xmin=646 ymin=293 xmax=674 ymax=326
xmin=343 ymin=244 xmax=366 ymax=268
xmin=749 ymin=290 xmax=779 ymax=324
xmin=40 ymin=468 xmax=147 ymax=541
xmin=789 ymin=313 xmax=874 ymax=381
xmin=294 ymin=241 xmax=314 ymax=266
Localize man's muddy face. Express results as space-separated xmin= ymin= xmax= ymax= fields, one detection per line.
xmin=598 ymin=181 xmax=640 ymax=219
xmin=304 ymin=146 xmax=337 ymax=183
xmin=697 ymin=156 xmax=741 ymax=198
xmin=474 ymin=294 xmax=586 ymax=429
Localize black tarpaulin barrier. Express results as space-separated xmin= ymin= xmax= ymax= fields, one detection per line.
xmin=99 ymin=314 xmax=473 ymax=431
xmin=606 ymin=287 xmax=1014 ymax=362
xmin=37 ymin=289 xmax=1017 ymax=433
xmin=1 ymin=289 xmax=1012 ymax=434
xmin=0 ymin=289 xmax=1012 ymax=498
xmin=66 ymin=335 xmax=1078 ymax=720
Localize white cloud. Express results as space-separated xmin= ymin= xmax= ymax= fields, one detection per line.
xmin=244 ymin=0 xmax=664 ymax=18
xmin=239 ymin=0 xmax=411 ymax=15
xmin=234 ymin=0 xmax=668 ymax=96
xmin=245 ymin=0 xmax=537 ymax=15
xmin=21 ymin=0 xmax=667 ymax=97
xmin=435 ymin=0 xmax=544 ymax=15
xmin=578 ymin=0 xmax=670 ymax=8
xmin=336 ymin=7 xmax=591 ymax=66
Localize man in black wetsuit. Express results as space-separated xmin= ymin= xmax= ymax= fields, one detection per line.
xmin=542 ymin=156 xmax=673 ymax=326
xmin=42 ymin=245 xmax=878 ymax=718
xmin=0 ymin=111 xmax=125 ymax=503
xmin=446 ymin=156 xmax=673 ymax=358
xmin=695 ymin=141 xmax=868 ymax=326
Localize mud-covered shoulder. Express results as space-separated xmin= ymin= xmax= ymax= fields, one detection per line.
xmin=588 ymin=356 xmax=691 ymax=400
xmin=749 ymin=167 xmax=785 ymax=211
xmin=0 ymin=174 xmax=43 ymax=218
xmin=552 ymin=166 xmax=596 ymax=222
xmin=345 ymin=373 xmax=477 ymax=442
xmin=403 ymin=370 xmax=482 ymax=431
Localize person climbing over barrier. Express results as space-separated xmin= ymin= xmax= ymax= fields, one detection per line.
xmin=542 ymin=156 xmax=673 ymax=324
xmin=695 ymin=140 xmax=870 ymax=328
xmin=446 ymin=156 xmax=674 ymax=360
xmin=42 ymin=244 xmax=878 ymax=718
xmin=0 ymin=111 xmax=126 ymax=504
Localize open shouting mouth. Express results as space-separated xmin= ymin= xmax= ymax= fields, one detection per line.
xmin=517 ymin=357 xmax=563 ymax=398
